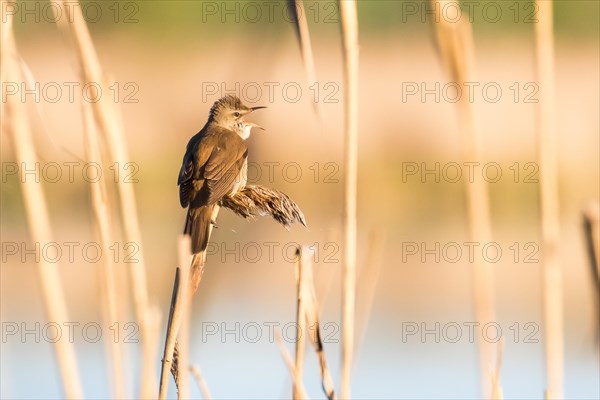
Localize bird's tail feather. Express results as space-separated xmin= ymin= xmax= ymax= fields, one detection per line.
xmin=184 ymin=206 xmax=214 ymax=253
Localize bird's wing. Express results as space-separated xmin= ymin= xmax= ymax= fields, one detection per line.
xmin=178 ymin=151 xmax=194 ymax=207
xmin=178 ymin=132 xmax=212 ymax=208
xmin=203 ymin=130 xmax=248 ymax=205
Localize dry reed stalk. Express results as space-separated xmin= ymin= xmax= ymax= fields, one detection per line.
xmin=1 ymin=4 xmax=83 ymax=397
xmin=294 ymin=248 xmax=308 ymax=400
xmin=159 ymin=266 xmax=184 ymax=399
xmin=190 ymin=365 xmax=213 ymax=399
xmin=288 ymin=0 xmax=321 ymax=116
xmin=176 ymin=236 xmax=193 ymax=399
xmin=491 ymin=339 xmax=504 ymax=399
xmin=158 ymin=211 xmax=222 ymax=396
xmin=534 ymin=2 xmax=564 ymax=398
xmin=296 ymin=246 xmax=336 ymax=400
xmin=432 ymin=1 xmax=496 ymax=396
xmin=81 ymin=100 xmax=125 ymax=398
xmin=338 ymin=1 xmax=359 ymax=397
xmin=275 ymin=329 xmax=309 ymax=399
xmin=159 ymin=236 xmax=194 ymax=400
xmin=583 ymin=203 xmax=600 ymax=343
xmin=160 ymin=214 xmax=215 ymax=399
xmin=583 ymin=203 xmax=600 ymax=314
xmin=53 ymin=3 xmax=157 ymax=395
xmin=355 ymin=230 xmax=386 ymax=354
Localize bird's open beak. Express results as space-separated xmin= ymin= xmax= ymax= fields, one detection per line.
xmin=244 ymin=106 xmax=266 ymax=130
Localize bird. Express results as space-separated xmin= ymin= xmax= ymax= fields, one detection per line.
xmin=177 ymin=95 xmax=266 ymax=253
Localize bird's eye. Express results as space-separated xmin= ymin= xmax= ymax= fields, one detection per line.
xmin=234 ymin=112 xmax=240 ymax=118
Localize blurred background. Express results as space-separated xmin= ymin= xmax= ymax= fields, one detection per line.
xmin=1 ymin=0 xmax=599 ymax=398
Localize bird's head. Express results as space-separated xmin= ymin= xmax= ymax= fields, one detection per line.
xmin=208 ymin=95 xmax=266 ymax=139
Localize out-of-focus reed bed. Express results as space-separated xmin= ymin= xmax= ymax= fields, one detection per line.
xmin=3 ymin=0 xmax=161 ymax=397
xmin=1 ymin=2 xmax=83 ymax=397
xmin=48 ymin=2 xmax=161 ymax=396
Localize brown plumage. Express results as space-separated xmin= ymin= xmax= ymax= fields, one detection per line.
xmin=178 ymin=96 xmax=265 ymax=253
